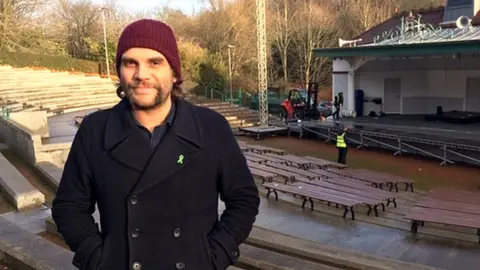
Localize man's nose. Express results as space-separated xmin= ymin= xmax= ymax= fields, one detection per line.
xmin=134 ymin=65 xmax=150 ymax=81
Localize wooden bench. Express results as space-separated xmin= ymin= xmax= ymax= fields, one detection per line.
xmin=262 ymin=182 xmax=360 ymax=220
xmin=249 ymin=167 xmax=276 ymax=183
xmin=236 ymin=140 xmax=248 ymax=145
xmin=244 ymin=152 xmax=288 ymax=164
xmin=323 ymin=177 xmax=398 ymax=207
xmin=326 ymin=168 xmax=394 ymax=192
xmin=354 ymin=169 xmax=415 ymax=192
xmin=248 ymin=161 xmax=295 ymax=183
xmin=416 ymin=197 xmax=480 ymax=216
xmin=298 ymin=178 xmax=395 ymax=210
xmin=405 ymin=206 xmax=480 ymax=243
xmin=265 ymin=162 xmax=319 ymax=180
xmin=308 ymin=168 xmax=342 ymax=179
xmin=303 ymin=156 xmax=348 ymax=169
xmin=428 ymin=188 xmax=480 ymax=205
xmin=244 ymin=154 xmax=265 ymax=164
xmin=288 ymin=182 xmax=384 ymax=217
xmin=265 ymin=154 xmax=312 ymax=169
xmin=239 ymin=145 xmax=250 ymax=152
xmin=248 ymin=145 xmax=286 ymax=155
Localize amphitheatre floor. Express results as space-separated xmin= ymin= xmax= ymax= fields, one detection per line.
xmin=45 ymin=109 xmax=97 ymax=144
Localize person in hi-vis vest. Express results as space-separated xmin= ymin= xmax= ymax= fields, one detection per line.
xmin=336 ymin=125 xmax=349 ymax=164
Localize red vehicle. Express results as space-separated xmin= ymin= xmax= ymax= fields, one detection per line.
xmin=279 ymin=83 xmax=321 ymax=121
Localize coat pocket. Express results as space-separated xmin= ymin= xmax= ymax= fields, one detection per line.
xmin=95 ymin=238 xmax=110 ymax=270
xmin=201 ymin=233 xmax=215 ymax=269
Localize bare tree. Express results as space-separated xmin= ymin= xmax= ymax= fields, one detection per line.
xmin=0 ymin=0 xmax=49 ymax=51
xmin=292 ymin=0 xmax=337 ymax=87
xmin=269 ymin=0 xmax=297 ymax=85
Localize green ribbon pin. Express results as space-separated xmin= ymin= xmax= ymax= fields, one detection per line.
xmin=177 ymin=154 xmax=184 ymax=165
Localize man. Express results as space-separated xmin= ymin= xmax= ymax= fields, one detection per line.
xmin=336 ymin=125 xmax=348 ymax=164
xmin=332 ymin=95 xmax=340 ymax=120
xmin=52 ymin=19 xmax=260 ymax=270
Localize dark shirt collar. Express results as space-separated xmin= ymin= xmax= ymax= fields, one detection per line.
xmin=128 ymin=100 xmax=176 ymax=129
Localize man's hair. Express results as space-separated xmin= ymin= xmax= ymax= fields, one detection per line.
xmin=115 ymin=83 xmax=185 ymax=100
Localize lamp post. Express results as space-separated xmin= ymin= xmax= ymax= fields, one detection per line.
xmin=227 ymin=44 xmax=235 ymax=103
xmin=100 ymin=6 xmax=110 ymax=78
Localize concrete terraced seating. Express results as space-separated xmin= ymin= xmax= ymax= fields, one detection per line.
xmin=0 ymin=152 xmax=44 ymax=210
xmin=405 ymin=187 xmax=480 ymax=243
xmin=188 ymin=96 xmax=261 ymax=129
xmin=0 ymin=65 xmax=119 ymax=115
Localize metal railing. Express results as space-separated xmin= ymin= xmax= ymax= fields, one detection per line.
xmin=204 ymin=85 xmax=225 ymax=102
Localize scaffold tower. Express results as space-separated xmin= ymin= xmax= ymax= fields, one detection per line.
xmin=256 ymin=0 xmax=269 ymax=126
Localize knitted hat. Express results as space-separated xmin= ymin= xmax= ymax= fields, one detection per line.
xmin=116 ymin=19 xmax=182 ymax=85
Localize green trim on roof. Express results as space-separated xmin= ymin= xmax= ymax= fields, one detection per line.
xmin=313 ymin=40 xmax=480 ymax=58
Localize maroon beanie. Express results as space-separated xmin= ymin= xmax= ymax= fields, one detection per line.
xmin=116 ymin=19 xmax=182 ymax=85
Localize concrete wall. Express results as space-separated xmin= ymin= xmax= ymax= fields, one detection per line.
xmin=0 ymin=117 xmax=39 ymax=164
xmin=0 ymin=117 xmax=71 ymax=167
xmin=355 ymin=69 xmax=480 ymax=114
xmin=9 ymin=111 xmax=49 ymax=138
xmin=35 ymin=143 xmax=71 ymax=169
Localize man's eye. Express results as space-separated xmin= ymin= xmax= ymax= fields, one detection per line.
xmin=151 ymin=60 xmax=162 ymax=65
xmin=124 ymin=61 xmax=136 ymax=67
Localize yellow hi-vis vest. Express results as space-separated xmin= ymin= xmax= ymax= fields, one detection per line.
xmin=336 ymin=132 xmax=347 ymax=148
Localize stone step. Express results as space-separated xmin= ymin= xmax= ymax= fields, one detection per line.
xmin=2 ymin=91 xmax=116 ymax=103
xmin=247 ymin=226 xmax=440 ymax=270
xmin=28 ymin=93 xmax=117 ymax=106
xmin=0 ymin=85 xmax=115 ymax=96
xmin=44 ymin=97 xmax=119 ymax=110
xmin=0 ymin=79 xmax=114 ymax=89
xmin=0 ymin=152 xmax=45 ymax=210
xmin=47 ymin=101 xmax=118 ymax=116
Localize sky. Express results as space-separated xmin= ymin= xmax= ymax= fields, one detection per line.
xmin=91 ymin=0 xmax=205 ymax=15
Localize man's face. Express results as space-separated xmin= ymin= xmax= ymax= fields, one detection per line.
xmin=120 ymin=48 xmax=177 ymax=111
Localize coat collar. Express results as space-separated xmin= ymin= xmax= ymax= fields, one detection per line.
xmin=102 ymin=98 xmax=204 ymax=182
xmin=104 ymin=98 xmax=203 ymax=151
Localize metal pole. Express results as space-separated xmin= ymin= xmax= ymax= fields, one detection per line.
xmin=228 ymin=46 xmax=233 ymax=103
xmin=101 ymin=7 xmax=110 ymax=78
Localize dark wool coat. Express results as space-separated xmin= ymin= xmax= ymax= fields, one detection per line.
xmin=51 ymin=98 xmax=260 ymax=270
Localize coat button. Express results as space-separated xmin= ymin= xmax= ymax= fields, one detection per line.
xmin=132 ymin=229 xmax=140 ymax=238
xmin=173 ymin=228 xmax=181 ymax=238
xmin=175 ymin=262 xmax=185 ymax=269
xmin=231 ymin=250 xmax=238 ymax=257
xmin=130 ymin=195 xmax=138 ymax=205
xmin=132 ymin=261 xmax=142 ymax=270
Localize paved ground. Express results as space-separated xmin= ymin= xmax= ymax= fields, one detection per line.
xmin=45 ymin=109 xmax=97 ymax=144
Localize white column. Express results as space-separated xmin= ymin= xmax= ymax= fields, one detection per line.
xmin=347 ymin=71 xmax=355 ymax=113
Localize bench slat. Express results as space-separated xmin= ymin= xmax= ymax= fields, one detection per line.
xmin=405 ymin=207 xmax=480 ymax=229
xmin=248 ymin=162 xmax=293 ymax=179
xmin=265 ymin=162 xmax=319 ymax=179
xmin=262 ymin=182 xmax=360 ymax=207
xmin=289 ymin=182 xmax=382 ymax=206
xmin=417 ymin=198 xmax=480 ymax=216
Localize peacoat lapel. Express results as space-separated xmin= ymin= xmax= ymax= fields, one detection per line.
xmin=103 ymin=99 xmax=153 ymax=172
xmin=103 ymin=98 xmax=203 ymax=193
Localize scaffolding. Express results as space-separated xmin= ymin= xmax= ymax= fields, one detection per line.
xmin=288 ymin=121 xmax=480 ymax=166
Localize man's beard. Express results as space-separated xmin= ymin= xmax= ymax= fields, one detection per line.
xmin=121 ymin=81 xmax=171 ymax=111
